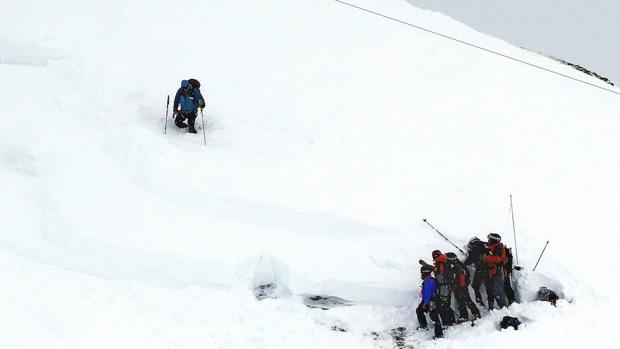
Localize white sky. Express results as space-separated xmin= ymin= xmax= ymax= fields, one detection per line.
xmin=407 ymin=0 xmax=619 ymax=84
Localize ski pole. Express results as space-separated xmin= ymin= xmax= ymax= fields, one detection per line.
xmin=510 ymin=194 xmax=519 ymax=265
xmin=200 ymin=108 xmax=206 ymax=146
xmin=422 ymin=218 xmax=466 ymax=255
xmin=533 ymin=240 xmax=549 ymax=271
xmin=164 ymin=95 xmax=170 ymax=134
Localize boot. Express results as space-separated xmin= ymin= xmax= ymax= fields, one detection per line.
xmin=188 ymin=125 xmax=197 ymax=133
xmin=456 ymin=317 xmax=468 ymax=324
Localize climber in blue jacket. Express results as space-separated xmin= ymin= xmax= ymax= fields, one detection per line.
xmin=416 ymin=265 xmax=443 ymax=338
xmin=173 ymin=79 xmax=205 ymax=134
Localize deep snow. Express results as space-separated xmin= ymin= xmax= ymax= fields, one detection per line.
xmin=1 ymin=0 xmax=619 ymax=348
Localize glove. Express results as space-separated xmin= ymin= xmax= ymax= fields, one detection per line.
xmin=198 ymin=100 xmax=205 ymax=109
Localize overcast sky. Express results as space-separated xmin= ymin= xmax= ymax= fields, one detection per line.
xmin=406 ymin=0 xmax=619 ymax=84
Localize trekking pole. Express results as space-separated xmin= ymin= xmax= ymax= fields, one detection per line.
xmin=510 ymin=194 xmax=519 ymax=265
xmin=200 ymin=108 xmax=206 ymax=146
xmin=164 ymin=95 xmax=170 ymax=134
xmin=533 ymin=240 xmax=549 ymax=271
xmin=422 ymin=218 xmax=466 ymax=255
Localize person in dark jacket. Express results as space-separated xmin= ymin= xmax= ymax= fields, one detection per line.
xmin=446 ymin=252 xmax=480 ymax=322
xmin=482 ymin=233 xmax=508 ymax=309
xmin=503 ymin=246 xmax=517 ymax=305
xmin=173 ymin=79 xmax=205 ymax=133
xmin=464 ymin=237 xmax=494 ymax=308
xmin=416 ymin=265 xmax=443 ymax=338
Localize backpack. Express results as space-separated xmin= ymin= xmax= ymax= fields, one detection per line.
xmin=500 ymin=316 xmax=521 ymax=330
xmin=456 ymin=259 xmax=471 ymax=284
xmin=448 ymin=262 xmax=470 ymax=288
xmin=188 ymin=78 xmax=201 ymax=88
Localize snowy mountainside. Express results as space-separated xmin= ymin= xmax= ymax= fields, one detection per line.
xmin=1 ymin=0 xmax=619 ymax=348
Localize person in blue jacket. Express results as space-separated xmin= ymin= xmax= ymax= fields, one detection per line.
xmin=173 ymin=79 xmax=205 ymax=133
xmin=416 ymin=265 xmax=443 ymax=338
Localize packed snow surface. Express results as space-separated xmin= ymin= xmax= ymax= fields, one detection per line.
xmin=1 ymin=0 xmax=619 ymax=348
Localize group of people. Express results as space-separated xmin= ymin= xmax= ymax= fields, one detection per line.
xmin=416 ymin=233 xmax=516 ymax=338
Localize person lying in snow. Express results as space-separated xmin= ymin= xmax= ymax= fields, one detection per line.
xmin=537 ymin=286 xmax=559 ymax=306
xmin=173 ymin=79 xmax=205 ymax=134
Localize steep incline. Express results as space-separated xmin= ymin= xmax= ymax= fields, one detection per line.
xmin=1 ymin=0 xmax=619 ymax=348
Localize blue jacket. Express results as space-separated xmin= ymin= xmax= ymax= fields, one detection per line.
xmin=421 ymin=276 xmax=438 ymax=304
xmin=173 ymin=80 xmax=204 ymax=114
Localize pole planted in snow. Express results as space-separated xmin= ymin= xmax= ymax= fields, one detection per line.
xmin=422 ymin=218 xmax=466 ymax=256
xmin=533 ymin=240 xmax=549 ymax=271
xmin=200 ymin=108 xmax=206 ymax=146
xmin=510 ymin=194 xmax=519 ymax=265
xmin=164 ymin=95 xmax=170 ymax=134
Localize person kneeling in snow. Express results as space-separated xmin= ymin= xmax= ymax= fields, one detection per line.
xmin=416 ymin=265 xmax=443 ymax=339
xmin=173 ymin=79 xmax=205 ymax=134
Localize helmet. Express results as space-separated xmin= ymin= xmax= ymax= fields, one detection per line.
xmin=487 ymin=233 xmax=501 ymax=243
xmin=445 ymin=252 xmax=458 ymax=262
xmin=420 ymin=265 xmax=434 ymax=275
xmin=431 ymin=250 xmax=442 ymax=260
xmin=467 ymin=237 xmax=481 ymax=250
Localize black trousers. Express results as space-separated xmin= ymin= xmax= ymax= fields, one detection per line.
xmin=472 ymin=270 xmax=493 ymax=306
xmin=186 ymin=111 xmax=197 ymax=127
xmin=176 ymin=110 xmax=197 ymax=127
xmin=454 ymin=288 xmax=480 ymax=320
xmin=504 ymin=272 xmax=516 ymax=305
xmin=437 ymin=295 xmax=455 ymax=326
xmin=416 ymin=301 xmax=443 ymax=338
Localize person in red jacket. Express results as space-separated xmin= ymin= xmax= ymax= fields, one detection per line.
xmin=481 ymin=233 xmax=508 ymax=309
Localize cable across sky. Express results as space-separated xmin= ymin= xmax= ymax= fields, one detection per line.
xmin=334 ymin=0 xmax=620 ymax=97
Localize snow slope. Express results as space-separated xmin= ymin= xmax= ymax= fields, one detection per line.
xmin=1 ymin=0 xmax=619 ymax=348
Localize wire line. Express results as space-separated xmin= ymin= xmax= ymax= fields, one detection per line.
xmin=334 ymin=0 xmax=620 ymax=97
